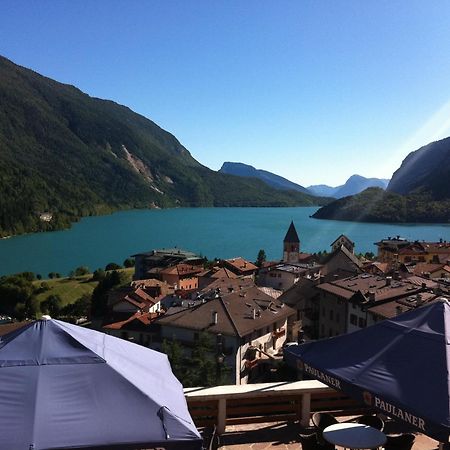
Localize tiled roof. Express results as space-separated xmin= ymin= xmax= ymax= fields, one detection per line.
xmin=224 ymin=257 xmax=258 ymax=274
xmin=110 ymin=287 xmax=160 ymax=309
xmin=160 ymin=264 xmax=204 ymax=277
xmin=103 ymin=311 xmax=159 ymax=330
xmin=157 ymin=285 xmax=295 ymax=337
xmin=257 ymin=286 xmax=282 ymax=299
xmin=364 ymin=262 xmax=390 ymax=273
xmin=279 ymin=277 xmax=319 ymax=307
xmin=200 ymin=267 xmax=239 ymax=279
xmin=405 ymin=263 xmax=450 ymax=276
xmin=317 ymin=273 xmax=426 ymax=302
xmin=397 ymin=242 xmax=450 ymax=255
xmin=322 ymin=245 xmax=363 ymax=269
xmin=368 ymin=293 xmax=440 ymax=319
xmin=330 ymin=234 xmax=354 ymax=246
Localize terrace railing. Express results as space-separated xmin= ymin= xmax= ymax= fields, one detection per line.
xmin=184 ymin=380 xmax=366 ymax=434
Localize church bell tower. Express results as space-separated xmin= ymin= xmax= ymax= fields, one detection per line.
xmin=283 ymin=221 xmax=300 ymax=263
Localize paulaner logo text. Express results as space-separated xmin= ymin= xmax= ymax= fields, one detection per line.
xmin=374 ymin=397 xmax=425 ymax=431
xmin=303 ymin=363 xmax=341 ymax=389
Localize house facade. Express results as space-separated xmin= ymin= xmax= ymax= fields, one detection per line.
xmin=156 ymin=283 xmax=295 ymax=384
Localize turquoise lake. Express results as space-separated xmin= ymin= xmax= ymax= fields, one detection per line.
xmin=1 ymin=207 xmax=450 ymax=277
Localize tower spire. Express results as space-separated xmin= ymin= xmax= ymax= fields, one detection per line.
xmin=283 ymin=221 xmax=300 ymax=263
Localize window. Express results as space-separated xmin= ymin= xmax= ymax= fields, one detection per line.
xmin=358 ymin=317 xmax=367 ymax=328
xmin=321 ymin=324 xmax=325 ymax=336
xmin=329 ymin=310 xmax=334 ymax=320
xmin=350 ymin=314 xmax=357 ymax=325
xmin=194 ymin=332 xmax=199 ymax=341
xmin=336 ymin=313 xmax=340 ymax=323
xmin=322 ymin=307 xmax=325 ymax=317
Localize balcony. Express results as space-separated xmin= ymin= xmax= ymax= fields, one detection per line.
xmin=184 ymin=381 xmax=438 ymax=449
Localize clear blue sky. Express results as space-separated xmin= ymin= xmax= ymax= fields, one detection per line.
xmin=2 ymin=1 xmax=450 ymax=186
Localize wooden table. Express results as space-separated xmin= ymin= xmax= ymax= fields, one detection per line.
xmin=323 ymin=423 xmax=387 ymax=449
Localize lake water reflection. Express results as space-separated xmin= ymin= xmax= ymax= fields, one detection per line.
xmin=1 ymin=207 xmax=449 ymax=276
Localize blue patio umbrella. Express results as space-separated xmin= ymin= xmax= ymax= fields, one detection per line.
xmin=285 ymin=299 xmax=450 ymax=442
xmin=0 ymin=318 xmax=202 ymax=450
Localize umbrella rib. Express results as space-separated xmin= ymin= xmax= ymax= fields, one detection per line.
xmin=30 ymin=356 xmax=42 ymax=448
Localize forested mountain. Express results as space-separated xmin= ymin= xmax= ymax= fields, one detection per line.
xmin=219 ymin=162 xmax=310 ymax=193
xmin=312 ymin=188 xmax=450 ymax=223
xmin=312 ymin=135 xmax=450 ymax=223
xmin=387 ymin=136 xmax=450 ymax=199
xmin=308 ymin=175 xmax=389 ymax=198
xmin=0 ymin=55 xmax=325 ymax=237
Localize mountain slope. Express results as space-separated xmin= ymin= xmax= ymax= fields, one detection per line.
xmin=387 ymin=136 xmax=450 ymax=199
xmin=308 ymin=175 xmax=389 ymax=198
xmin=312 ymin=188 xmax=450 ymax=223
xmin=219 ymin=162 xmax=310 ymax=194
xmin=0 ymin=55 xmax=325 ymax=237
xmin=312 ymin=136 xmax=450 ymax=224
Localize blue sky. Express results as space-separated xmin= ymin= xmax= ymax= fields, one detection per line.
xmin=1 ymin=1 xmax=450 ymax=186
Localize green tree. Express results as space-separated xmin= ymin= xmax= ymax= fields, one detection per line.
xmin=61 ymin=293 xmax=91 ymax=318
xmin=162 ymin=332 xmax=230 ymax=387
xmin=92 ymin=268 xmax=106 ymax=281
xmin=91 ymin=270 xmax=126 ymax=318
xmin=162 ymin=339 xmax=184 ymax=380
xmin=105 ymin=262 xmax=122 ymax=271
xmin=123 ymin=258 xmax=135 ymax=268
xmin=184 ymin=333 xmax=219 ymax=387
xmin=74 ymin=266 xmax=90 ymax=276
xmin=255 ymin=249 xmax=267 ymax=267
xmin=0 ymin=274 xmax=35 ymax=317
xmin=41 ymin=294 xmax=63 ymax=317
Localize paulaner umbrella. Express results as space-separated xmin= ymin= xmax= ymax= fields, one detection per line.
xmin=285 ymin=298 xmax=450 ymax=442
xmin=0 ymin=318 xmax=202 ymax=450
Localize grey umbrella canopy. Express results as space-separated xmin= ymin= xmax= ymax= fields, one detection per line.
xmin=0 ymin=319 xmax=202 ymax=450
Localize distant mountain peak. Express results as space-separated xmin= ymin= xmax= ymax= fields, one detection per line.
xmin=219 ymin=162 xmax=310 ymax=194
xmin=308 ymin=175 xmax=389 ymax=198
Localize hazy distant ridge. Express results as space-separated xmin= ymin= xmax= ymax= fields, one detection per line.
xmin=219 ymin=162 xmax=310 ymax=194
xmin=308 ymin=175 xmax=390 ymax=198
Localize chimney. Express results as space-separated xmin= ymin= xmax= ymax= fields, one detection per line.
xmin=368 ymin=291 xmax=376 ymax=303
xmin=212 ymin=311 xmax=218 ymax=325
xmin=423 ymin=272 xmax=431 ymax=279
xmin=393 ymin=271 xmax=400 ymax=280
xmin=416 ymin=294 xmax=424 ymax=306
xmin=386 ymin=276 xmax=392 ymax=286
xmin=396 ymin=305 xmax=403 ymax=316
xmin=252 ymin=308 xmax=256 ymax=320
xmin=421 ymin=282 xmax=427 ymax=289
